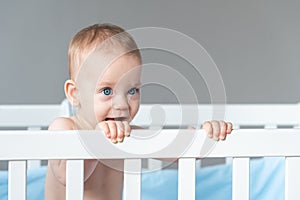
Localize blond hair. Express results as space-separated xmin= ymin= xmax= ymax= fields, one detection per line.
xmin=68 ymin=23 xmax=141 ymax=80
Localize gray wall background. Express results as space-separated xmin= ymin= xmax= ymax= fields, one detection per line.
xmin=0 ymin=0 xmax=299 ymax=104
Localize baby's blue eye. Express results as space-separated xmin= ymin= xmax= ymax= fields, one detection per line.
xmin=128 ymin=88 xmax=138 ymax=95
xmin=101 ymin=88 xmax=113 ymax=95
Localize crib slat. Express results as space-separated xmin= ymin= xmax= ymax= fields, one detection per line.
xmin=66 ymin=160 xmax=84 ymax=200
xmin=178 ymin=158 xmax=196 ymax=200
xmin=226 ymin=124 xmax=240 ymax=165
xmin=232 ymin=158 xmax=249 ymax=200
xmin=123 ymin=159 xmax=142 ymax=200
xmin=8 ymin=161 xmax=27 ymax=200
xmin=285 ymin=157 xmax=300 ymax=200
xmin=27 ymin=126 xmax=42 ymax=169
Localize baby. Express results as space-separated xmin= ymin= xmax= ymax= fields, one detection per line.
xmin=44 ymin=23 xmax=232 ymax=200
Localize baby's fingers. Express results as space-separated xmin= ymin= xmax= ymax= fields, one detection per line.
xmin=107 ymin=121 xmax=118 ymax=143
xmin=97 ymin=122 xmax=111 ymax=138
xmin=96 ymin=121 xmax=128 ymax=143
xmin=115 ymin=121 xmax=125 ymax=143
xmin=211 ymin=121 xmax=221 ymax=140
xmin=123 ymin=121 xmax=131 ymax=137
xmin=226 ymin=122 xmax=233 ymax=134
xmin=219 ymin=121 xmax=227 ymax=140
xmin=202 ymin=121 xmax=213 ymax=138
xmin=202 ymin=120 xmax=233 ymax=141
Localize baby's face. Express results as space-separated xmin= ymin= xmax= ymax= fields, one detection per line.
xmin=76 ymin=54 xmax=142 ymax=126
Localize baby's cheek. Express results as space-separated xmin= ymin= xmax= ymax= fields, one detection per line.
xmin=131 ymin=93 xmax=141 ymax=101
xmin=93 ymin=97 xmax=111 ymax=118
xmin=128 ymin=97 xmax=140 ymax=116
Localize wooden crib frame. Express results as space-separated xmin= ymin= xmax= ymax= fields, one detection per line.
xmin=1 ymin=103 xmax=300 ymax=200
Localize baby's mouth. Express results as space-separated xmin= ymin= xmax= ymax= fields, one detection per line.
xmin=105 ymin=117 xmax=128 ymax=121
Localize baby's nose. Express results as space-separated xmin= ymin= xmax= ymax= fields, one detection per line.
xmin=112 ymin=95 xmax=129 ymax=110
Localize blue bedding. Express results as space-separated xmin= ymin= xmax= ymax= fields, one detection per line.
xmin=0 ymin=157 xmax=284 ymax=200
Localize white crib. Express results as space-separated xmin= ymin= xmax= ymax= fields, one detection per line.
xmin=1 ymin=103 xmax=300 ymax=200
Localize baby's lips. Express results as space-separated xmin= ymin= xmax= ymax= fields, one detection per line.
xmin=105 ymin=117 xmax=128 ymax=121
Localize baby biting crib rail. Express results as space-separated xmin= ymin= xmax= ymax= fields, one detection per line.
xmin=0 ymin=103 xmax=300 ymax=200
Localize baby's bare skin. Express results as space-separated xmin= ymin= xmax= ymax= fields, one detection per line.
xmin=45 ymin=160 xmax=123 ymax=200
xmin=44 ymin=117 xmax=124 ymax=200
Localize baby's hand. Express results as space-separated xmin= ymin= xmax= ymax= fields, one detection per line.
xmin=202 ymin=120 xmax=233 ymax=141
xmin=97 ymin=121 xmax=131 ymax=143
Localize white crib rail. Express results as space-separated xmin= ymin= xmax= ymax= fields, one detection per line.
xmin=133 ymin=104 xmax=300 ymax=126
xmin=134 ymin=104 xmax=300 ymax=170
xmin=0 ymin=105 xmax=61 ymax=127
xmin=1 ymin=103 xmax=300 ymax=199
xmin=1 ymin=129 xmax=300 ymax=200
xmin=1 ymin=104 xmax=299 ymax=127
xmin=0 ymin=104 xmax=62 ymax=169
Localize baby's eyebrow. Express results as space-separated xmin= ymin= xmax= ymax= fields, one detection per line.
xmin=97 ymin=81 xmax=141 ymax=88
xmin=133 ymin=82 xmax=142 ymax=87
xmin=97 ymin=81 xmax=115 ymax=86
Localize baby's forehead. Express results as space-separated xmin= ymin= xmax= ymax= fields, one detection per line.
xmin=85 ymin=48 xmax=140 ymax=67
xmin=76 ymin=52 xmax=141 ymax=85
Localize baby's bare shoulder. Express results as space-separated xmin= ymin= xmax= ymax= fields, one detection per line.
xmin=48 ymin=117 xmax=75 ymax=130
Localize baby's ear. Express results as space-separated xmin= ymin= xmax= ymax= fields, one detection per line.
xmin=64 ymin=80 xmax=80 ymax=107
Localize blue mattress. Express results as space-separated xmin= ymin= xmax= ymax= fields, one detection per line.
xmin=0 ymin=157 xmax=284 ymax=200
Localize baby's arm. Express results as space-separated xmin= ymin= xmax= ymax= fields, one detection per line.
xmin=47 ymin=118 xmax=98 ymax=186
